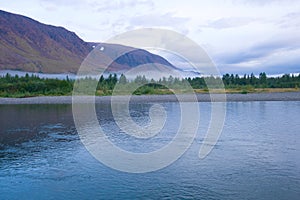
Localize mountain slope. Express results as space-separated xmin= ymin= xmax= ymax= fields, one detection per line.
xmin=93 ymin=43 xmax=179 ymax=72
xmin=0 ymin=10 xmax=181 ymax=75
xmin=0 ymin=10 xmax=92 ymax=73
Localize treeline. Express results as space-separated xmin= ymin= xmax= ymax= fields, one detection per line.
xmin=0 ymin=73 xmax=73 ymax=97
xmin=189 ymin=72 xmax=300 ymax=89
xmin=109 ymin=73 xmax=300 ymax=90
xmin=0 ymin=72 xmax=299 ymax=97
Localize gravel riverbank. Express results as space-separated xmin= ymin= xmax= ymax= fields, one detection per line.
xmin=1 ymin=92 xmax=300 ymax=104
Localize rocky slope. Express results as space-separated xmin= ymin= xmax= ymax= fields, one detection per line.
xmin=0 ymin=10 xmax=178 ymax=74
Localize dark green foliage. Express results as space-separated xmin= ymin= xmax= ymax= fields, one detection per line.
xmin=186 ymin=73 xmax=300 ymax=89
xmin=0 ymin=73 xmax=74 ymax=97
xmin=0 ymin=72 xmax=299 ymax=97
xmin=96 ymin=73 xmax=118 ymax=91
xmin=119 ymin=74 xmax=127 ymax=84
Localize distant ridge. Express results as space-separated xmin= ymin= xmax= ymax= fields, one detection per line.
xmin=0 ymin=9 xmax=184 ymax=75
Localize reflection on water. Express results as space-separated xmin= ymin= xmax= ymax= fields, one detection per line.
xmin=0 ymin=102 xmax=299 ymax=200
xmin=0 ymin=105 xmax=73 ymax=146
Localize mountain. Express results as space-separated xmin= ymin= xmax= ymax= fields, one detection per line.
xmin=0 ymin=10 xmax=92 ymax=73
xmin=92 ymin=43 xmax=180 ymax=72
xmin=0 ymin=9 xmax=189 ymax=76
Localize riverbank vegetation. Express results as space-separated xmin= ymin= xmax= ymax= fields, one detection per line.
xmin=0 ymin=72 xmax=299 ymax=97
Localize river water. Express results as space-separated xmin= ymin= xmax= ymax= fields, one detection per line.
xmin=0 ymin=101 xmax=299 ymax=199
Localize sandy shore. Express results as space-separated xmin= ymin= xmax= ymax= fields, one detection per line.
xmin=1 ymin=92 xmax=300 ymax=104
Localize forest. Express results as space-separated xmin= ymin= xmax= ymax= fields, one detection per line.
xmin=0 ymin=72 xmax=299 ymax=97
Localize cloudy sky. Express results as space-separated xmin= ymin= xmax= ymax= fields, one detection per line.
xmin=1 ymin=0 xmax=300 ymax=75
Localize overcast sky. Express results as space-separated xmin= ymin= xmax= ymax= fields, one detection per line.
xmin=1 ymin=0 xmax=300 ymax=75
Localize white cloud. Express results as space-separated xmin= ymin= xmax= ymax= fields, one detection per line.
xmin=129 ymin=12 xmax=189 ymax=34
xmin=94 ymin=0 xmax=154 ymax=12
xmin=232 ymin=0 xmax=299 ymax=6
xmin=199 ymin=17 xmax=256 ymax=29
xmin=277 ymin=12 xmax=300 ymax=28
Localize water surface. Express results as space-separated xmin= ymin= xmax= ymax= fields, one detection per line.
xmin=0 ymin=101 xmax=299 ymax=199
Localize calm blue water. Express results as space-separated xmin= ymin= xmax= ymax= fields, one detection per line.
xmin=0 ymin=101 xmax=299 ymax=199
